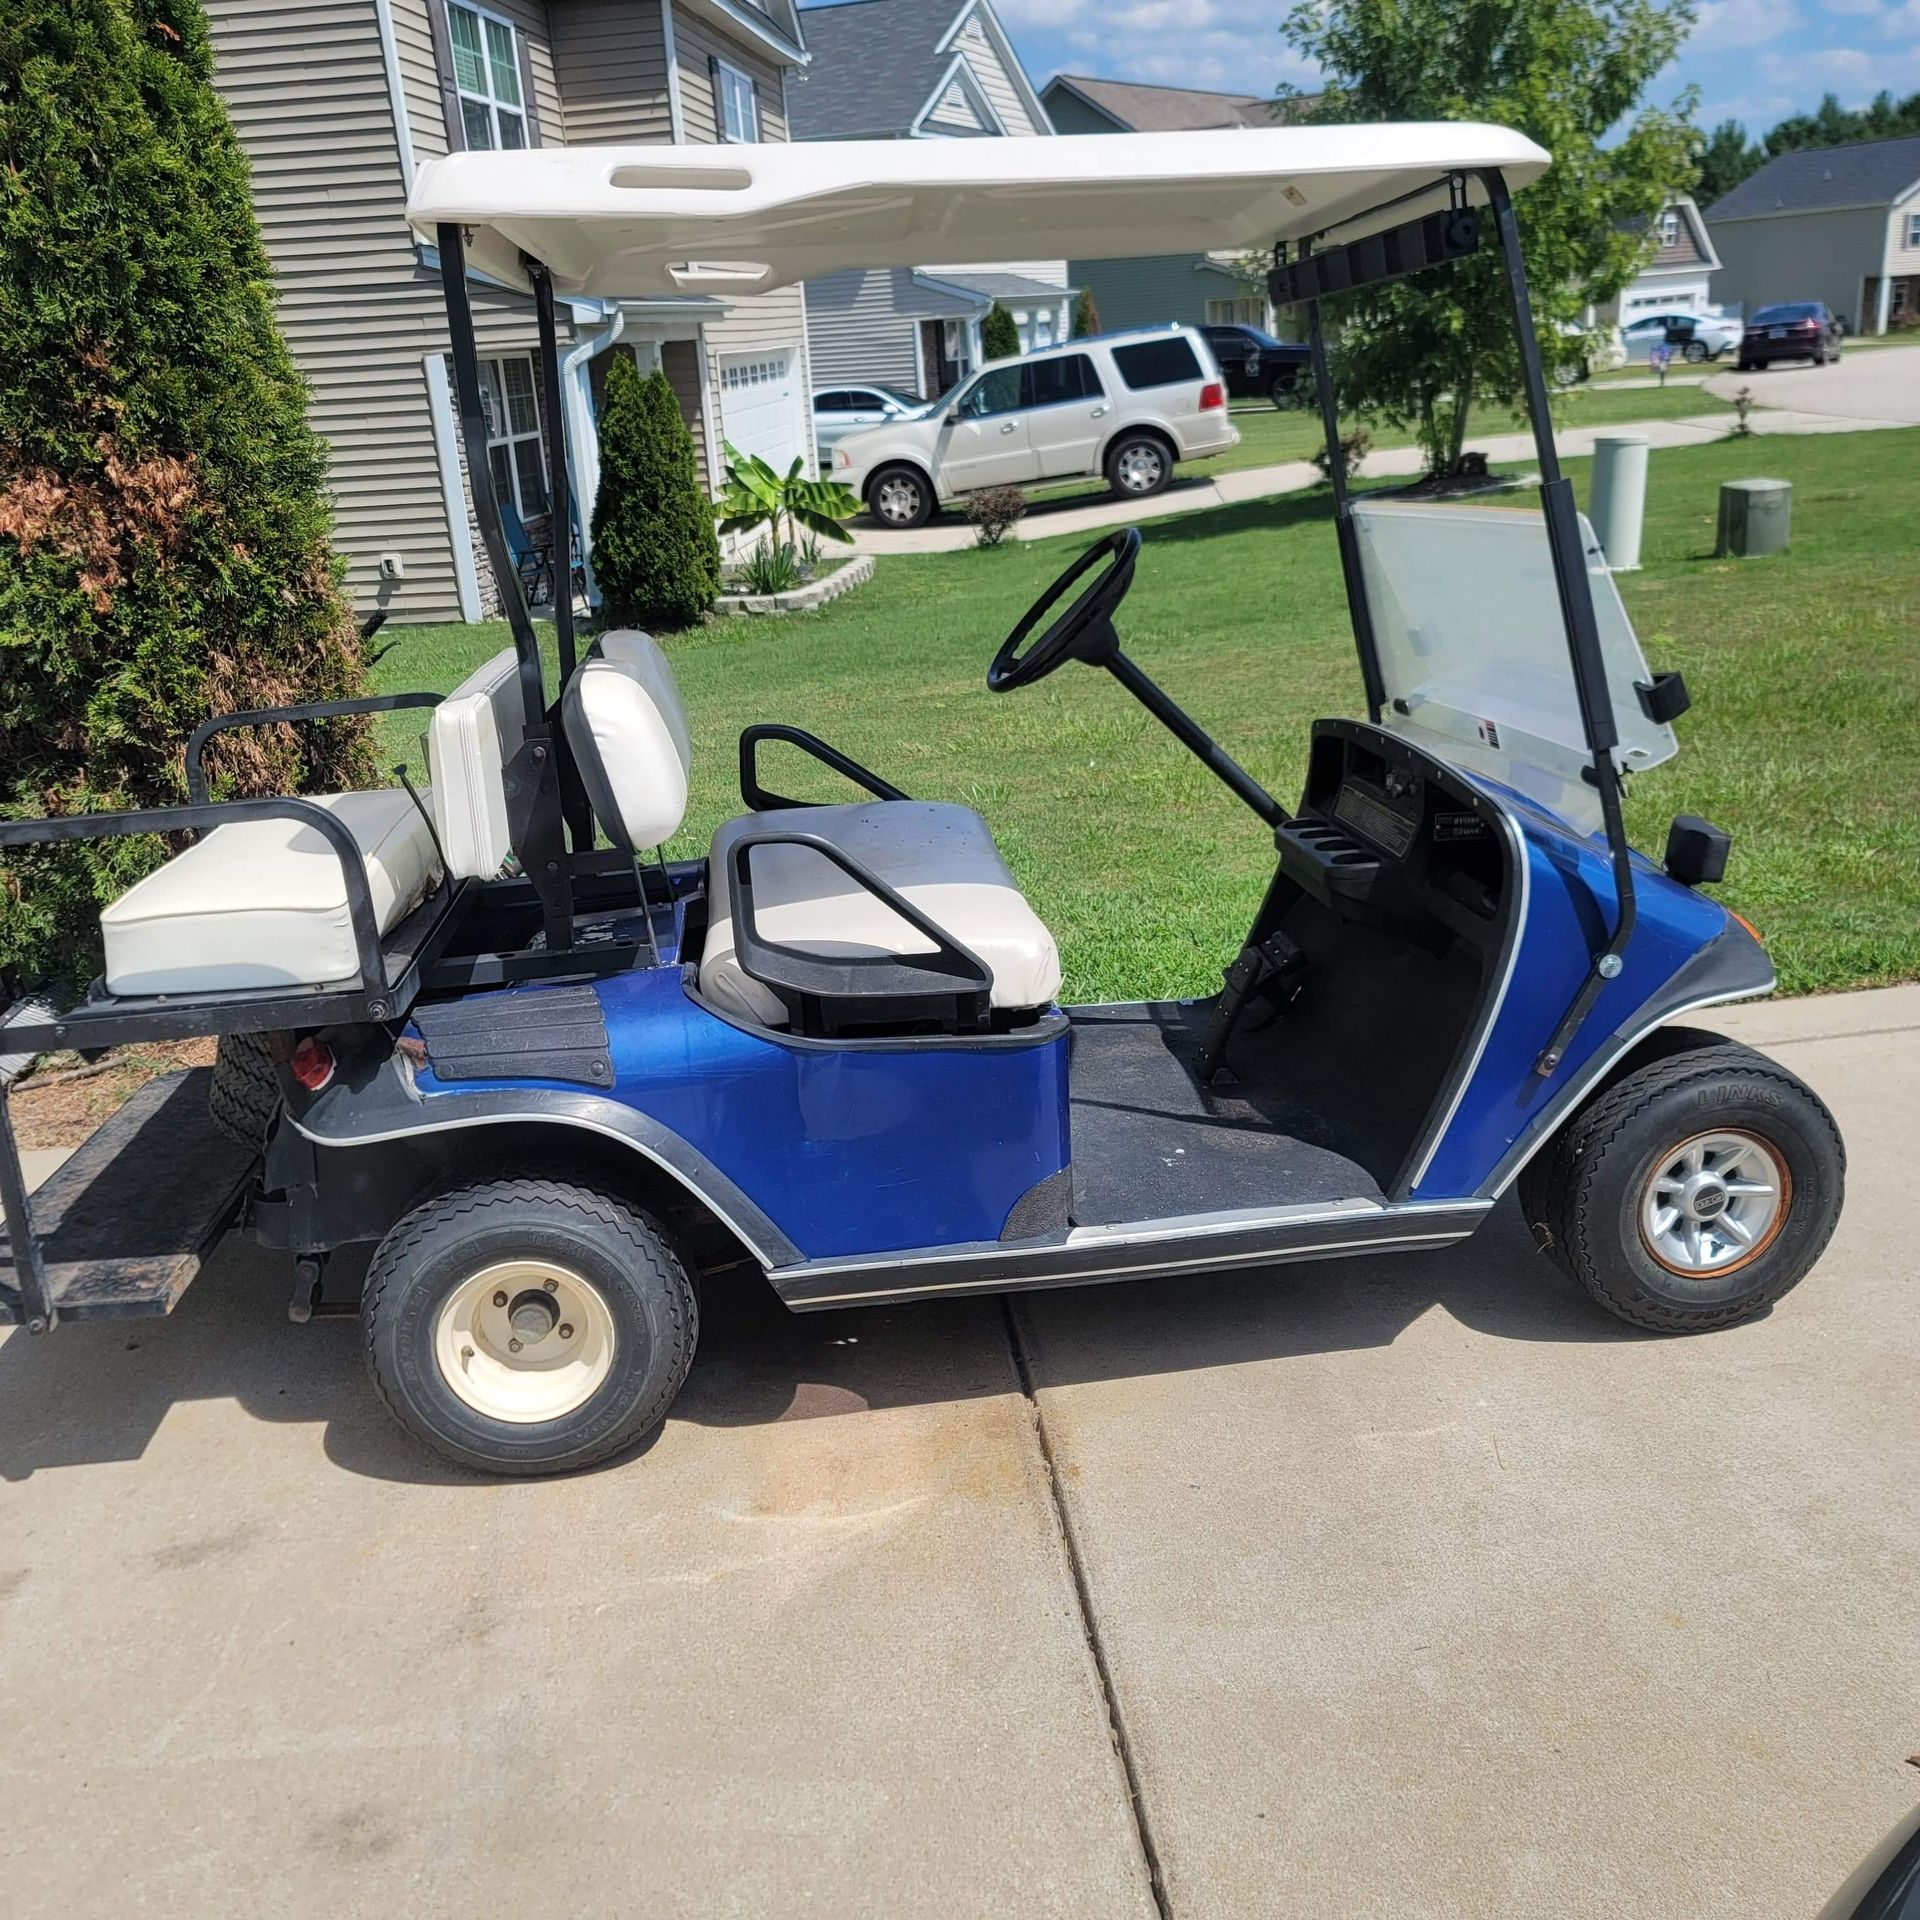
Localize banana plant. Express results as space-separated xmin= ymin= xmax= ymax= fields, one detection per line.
xmin=715 ymin=443 xmax=861 ymax=552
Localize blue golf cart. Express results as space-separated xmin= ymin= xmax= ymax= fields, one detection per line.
xmin=0 ymin=127 xmax=1845 ymax=1474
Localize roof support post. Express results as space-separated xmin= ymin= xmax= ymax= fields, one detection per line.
xmin=1303 ymin=284 xmax=1386 ymax=724
xmin=528 ymin=256 xmax=597 ymax=855
xmin=1478 ymin=169 xmax=1638 ymax=1075
xmin=437 ymin=221 xmax=574 ymax=954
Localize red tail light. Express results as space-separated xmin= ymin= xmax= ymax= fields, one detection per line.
xmin=1199 ymin=381 xmax=1226 ymax=411
xmin=290 ymin=1036 xmax=335 ymax=1092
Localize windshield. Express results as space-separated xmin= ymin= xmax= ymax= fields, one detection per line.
xmin=1352 ymin=497 xmax=1678 ymax=831
xmin=868 ymin=385 xmax=928 ymax=411
xmin=1752 ymin=303 xmax=1820 ymax=323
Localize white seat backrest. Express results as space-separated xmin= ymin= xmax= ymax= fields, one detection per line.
xmin=562 ymin=629 xmax=692 ymax=852
xmin=427 ymin=645 xmax=527 ymax=879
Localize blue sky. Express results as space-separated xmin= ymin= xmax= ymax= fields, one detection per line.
xmin=991 ymin=0 xmax=1920 ymax=139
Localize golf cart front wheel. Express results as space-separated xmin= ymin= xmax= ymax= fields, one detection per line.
xmin=1520 ymin=1040 xmax=1844 ymax=1333
xmin=362 ymin=1178 xmax=697 ymax=1476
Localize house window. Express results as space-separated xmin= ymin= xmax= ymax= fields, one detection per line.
xmin=715 ymin=60 xmax=759 ymax=143
xmin=1206 ymin=296 xmax=1269 ymax=328
xmin=477 ymin=355 xmax=548 ymax=519
xmin=1659 ymin=211 xmax=1680 ymax=248
xmin=1894 ymin=279 xmax=1911 ymax=317
xmin=1906 ymin=210 xmax=1920 ymax=250
xmin=447 ymin=3 xmax=527 ymax=151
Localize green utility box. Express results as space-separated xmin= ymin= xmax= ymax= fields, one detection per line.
xmin=1715 ymin=477 xmax=1792 ymax=558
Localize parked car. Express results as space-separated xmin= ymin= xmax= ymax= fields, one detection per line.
xmin=1737 ymin=301 xmax=1844 ymax=370
xmin=811 ymin=383 xmax=929 ymax=454
xmin=1199 ymin=322 xmax=1315 ymax=406
xmin=833 ymin=326 xmax=1240 ymax=530
xmin=1620 ymin=309 xmax=1744 ymax=364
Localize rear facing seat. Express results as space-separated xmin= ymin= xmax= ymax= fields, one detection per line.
xmin=98 ymin=647 xmax=526 ymax=998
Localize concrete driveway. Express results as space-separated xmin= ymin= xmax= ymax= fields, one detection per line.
xmin=3 ymin=987 xmax=1916 ymax=1918
xmin=1708 ymin=341 xmax=1920 ymax=423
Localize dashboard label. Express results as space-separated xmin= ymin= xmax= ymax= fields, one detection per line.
xmin=1433 ymin=810 xmax=1488 ymax=843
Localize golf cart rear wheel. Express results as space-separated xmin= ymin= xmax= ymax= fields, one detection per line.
xmin=868 ymin=463 xmax=933 ymax=530
xmin=1107 ymin=431 xmax=1172 ymax=498
xmin=209 ymin=1030 xmax=283 ymax=1148
xmin=362 ymin=1178 xmax=697 ymax=1476
xmin=1520 ymin=1041 xmax=1844 ymax=1334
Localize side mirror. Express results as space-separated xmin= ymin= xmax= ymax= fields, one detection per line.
xmin=1665 ymin=814 xmax=1731 ymax=887
xmin=944 ymin=407 xmax=961 ymax=426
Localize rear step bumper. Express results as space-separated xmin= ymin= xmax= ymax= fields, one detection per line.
xmin=0 ymin=1068 xmax=255 ymax=1332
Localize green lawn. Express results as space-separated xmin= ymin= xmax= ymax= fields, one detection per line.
xmin=377 ymin=427 xmax=1919 ymax=1004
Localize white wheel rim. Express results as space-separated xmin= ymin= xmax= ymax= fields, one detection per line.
xmin=1117 ymin=445 xmax=1163 ymax=491
xmin=876 ymin=477 xmax=920 ymax=523
xmin=1638 ymin=1130 xmax=1790 ymax=1278
xmin=433 ymin=1259 xmax=617 ymax=1424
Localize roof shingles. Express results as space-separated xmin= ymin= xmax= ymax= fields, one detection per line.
xmin=790 ymin=0 xmax=996 ymax=141
xmin=1705 ymin=136 xmax=1920 ymax=222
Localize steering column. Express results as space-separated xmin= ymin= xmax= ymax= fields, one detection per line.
xmin=987 ymin=528 xmax=1287 ymax=829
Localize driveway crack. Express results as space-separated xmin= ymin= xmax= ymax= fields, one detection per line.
xmin=1002 ymin=1297 xmax=1172 ymax=1920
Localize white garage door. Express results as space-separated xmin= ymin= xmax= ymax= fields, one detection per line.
xmin=718 ymin=349 xmax=804 ymax=474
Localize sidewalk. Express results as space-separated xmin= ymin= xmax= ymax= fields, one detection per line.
xmin=852 ymin=405 xmax=1910 ymax=555
xmin=1 ymin=984 xmax=1914 ymax=1917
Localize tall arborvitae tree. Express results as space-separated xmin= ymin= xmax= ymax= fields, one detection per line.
xmin=589 ymin=357 xmax=721 ymax=632
xmin=0 ymin=0 xmax=368 ymax=994
xmin=1071 ymin=288 xmax=1101 ymax=339
xmin=980 ymin=302 xmax=1022 ymax=361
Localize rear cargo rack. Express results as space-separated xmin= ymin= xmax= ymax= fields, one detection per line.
xmin=1 ymin=1067 xmax=254 ymax=1334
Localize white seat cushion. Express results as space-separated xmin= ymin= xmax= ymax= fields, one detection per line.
xmin=427 ymin=645 xmax=525 ymax=880
xmin=562 ymin=630 xmax=692 ymax=853
xmin=101 ymin=789 xmax=441 ymax=996
xmin=701 ymin=801 xmax=1062 ymax=1029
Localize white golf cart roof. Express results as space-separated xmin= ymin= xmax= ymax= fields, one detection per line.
xmin=406 ymin=124 xmax=1549 ymax=299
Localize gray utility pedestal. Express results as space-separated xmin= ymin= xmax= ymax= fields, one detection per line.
xmin=1716 ymin=477 xmax=1792 ymax=558
xmin=1590 ymin=432 xmax=1649 ymax=571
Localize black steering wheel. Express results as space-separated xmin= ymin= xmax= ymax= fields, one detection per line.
xmin=987 ymin=528 xmax=1141 ymax=694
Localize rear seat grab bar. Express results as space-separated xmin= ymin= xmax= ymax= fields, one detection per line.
xmin=186 ymin=692 xmax=445 ymax=806
xmin=0 ymin=797 xmax=393 ymax=1018
xmin=738 ymin=723 xmax=910 ymax=813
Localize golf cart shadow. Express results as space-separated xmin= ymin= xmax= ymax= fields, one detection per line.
xmin=0 ymin=1196 xmax=1660 ymax=1487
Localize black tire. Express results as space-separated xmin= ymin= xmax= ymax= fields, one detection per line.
xmin=1736 ymin=358 xmax=1757 ymax=373
xmin=209 ymin=1030 xmax=283 ymax=1148
xmin=362 ymin=1178 xmax=698 ymax=1476
xmin=1519 ymin=1041 xmax=1844 ymax=1334
xmin=1106 ymin=430 xmax=1173 ymax=499
xmin=1683 ymin=339 xmax=1710 ymax=364
xmin=1269 ymin=371 xmax=1300 ymax=409
xmin=866 ymin=463 xmax=934 ymax=531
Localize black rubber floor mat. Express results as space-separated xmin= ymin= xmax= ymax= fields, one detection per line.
xmin=413 ymin=983 xmax=613 ymax=1088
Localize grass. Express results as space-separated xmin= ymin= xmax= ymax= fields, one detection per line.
xmin=378 ymin=426 xmax=1919 ymax=1004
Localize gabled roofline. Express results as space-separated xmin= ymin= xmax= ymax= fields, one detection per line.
xmin=910 ymin=269 xmax=995 ymax=313
xmin=910 ymin=51 xmax=1008 ymax=137
xmin=1040 ymin=74 xmax=1131 ymax=131
xmin=685 ymin=0 xmax=809 ymax=66
xmin=1668 ymin=194 xmax=1721 ymax=273
xmin=936 ymin=0 xmax=1055 ymax=135
xmin=1707 ymin=199 xmax=1892 ymax=224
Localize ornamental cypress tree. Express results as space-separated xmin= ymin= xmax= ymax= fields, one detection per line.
xmin=1071 ymin=288 xmax=1100 ymax=339
xmin=0 ymin=0 xmax=369 ymax=996
xmin=980 ymin=302 xmax=1021 ymax=361
xmin=589 ymin=357 xmax=721 ymax=632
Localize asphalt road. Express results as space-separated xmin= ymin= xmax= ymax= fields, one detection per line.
xmin=2 ymin=986 xmax=1916 ymax=1918
xmin=1707 ymin=340 xmax=1920 ymax=423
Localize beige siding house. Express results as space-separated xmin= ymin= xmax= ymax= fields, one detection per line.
xmin=207 ymin=0 xmax=818 ymax=627
xmin=1602 ymin=198 xmax=1721 ymax=323
xmin=1705 ymin=136 xmax=1920 ymax=334
xmin=789 ymin=0 xmax=1070 ymax=399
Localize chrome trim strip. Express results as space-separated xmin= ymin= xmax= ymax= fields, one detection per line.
xmin=1481 ymin=979 xmax=1776 ymax=1200
xmin=1401 ymin=782 xmax=1530 ymax=1195
xmin=788 ymin=1225 xmax=1478 ymax=1310
xmin=291 ymin=1103 xmax=797 ymax=1271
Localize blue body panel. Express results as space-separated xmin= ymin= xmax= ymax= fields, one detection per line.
xmin=1409 ymin=777 xmax=1736 ymax=1200
xmin=410 ymin=965 xmax=1072 ymax=1261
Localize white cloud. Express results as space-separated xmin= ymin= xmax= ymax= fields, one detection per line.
xmin=1689 ymin=0 xmax=1800 ymax=49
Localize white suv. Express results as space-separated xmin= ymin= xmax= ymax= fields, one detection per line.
xmin=832 ymin=326 xmax=1239 ymax=531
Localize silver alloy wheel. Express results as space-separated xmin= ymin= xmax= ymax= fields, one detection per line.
xmin=1114 ymin=442 xmax=1165 ymax=493
xmin=1638 ymin=1130 xmax=1789 ymax=1277
xmin=874 ymin=474 xmax=923 ymax=525
xmin=433 ymin=1258 xmax=617 ymax=1423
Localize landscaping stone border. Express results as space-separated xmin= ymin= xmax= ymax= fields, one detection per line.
xmin=716 ymin=554 xmax=874 ymax=616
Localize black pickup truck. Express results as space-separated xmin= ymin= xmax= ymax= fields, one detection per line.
xmin=1200 ymin=323 xmax=1316 ymax=407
